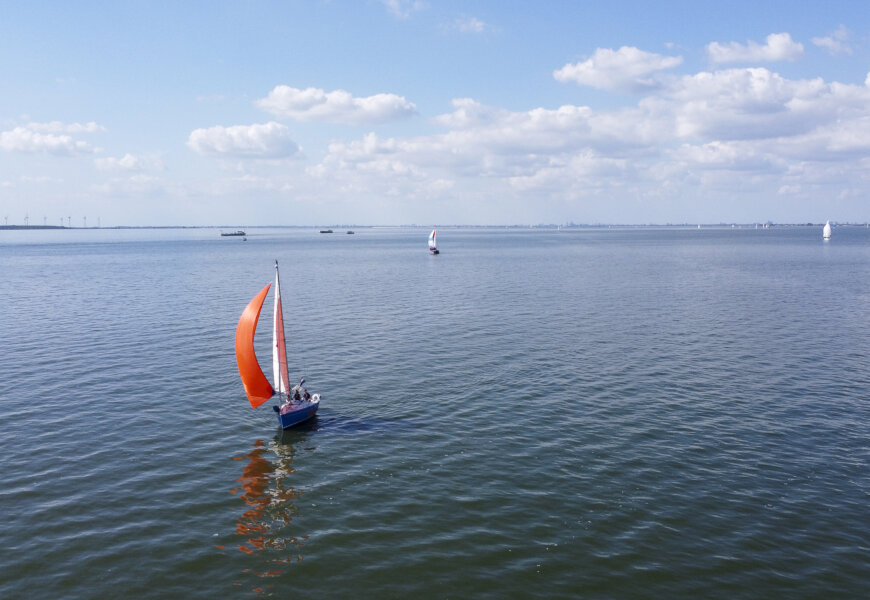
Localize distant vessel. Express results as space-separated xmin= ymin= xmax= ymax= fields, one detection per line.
xmin=235 ymin=261 xmax=320 ymax=429
xmin=347 ymin=230 xmax=354 ymax=234
xmin=221 ymin=230 xmax=246 ymax=237
xmin=320 ymin=229 xmax=333 ymax=234
xmin=429 ymin=227 xmax=440 ymax=255
xmin=823 ymin=221 xmax=832 ymax=240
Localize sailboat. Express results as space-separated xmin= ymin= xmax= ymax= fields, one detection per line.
xmin=235 ymin=261 xmax=320 ymax=429
xmin=823 ymin=220 xmax=832 ymax=240
xmin=428 ymin=227 xmax=440 ymax=255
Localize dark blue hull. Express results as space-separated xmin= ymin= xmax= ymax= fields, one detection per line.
xmin=273 ymin=402 xmax=319 ymax=429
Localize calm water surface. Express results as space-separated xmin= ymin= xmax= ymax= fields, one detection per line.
xmin=1 ymin=226 xmax=868 ymax=598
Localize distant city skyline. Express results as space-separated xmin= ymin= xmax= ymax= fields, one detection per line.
xmin=2 ymin=1 xmax=870 ymax=227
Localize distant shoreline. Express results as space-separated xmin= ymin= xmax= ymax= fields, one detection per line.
xmin=1 ymin=222 xmax=866 ymax=231
xmin=0 ymin=225 xmax=67 ymax=230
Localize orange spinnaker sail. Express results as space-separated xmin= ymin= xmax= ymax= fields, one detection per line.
xmin=235 ymin=283 xmax=275 ymax=408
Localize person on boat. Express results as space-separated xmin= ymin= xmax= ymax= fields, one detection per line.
xmin=303 ymin=388 xmax=311 ymax=401
xmin=293 ymin=389 xmax=301 ymax=402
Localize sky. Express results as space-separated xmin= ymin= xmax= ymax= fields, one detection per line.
xmin=1 ymin=0 xmax=870 ymax=227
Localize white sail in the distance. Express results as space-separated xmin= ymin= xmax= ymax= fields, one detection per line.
xmin=823 ymin=220 xmax=832 ymax=240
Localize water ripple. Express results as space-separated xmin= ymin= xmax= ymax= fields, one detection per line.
xmin=1 ymin=227 xmax=869 ymax=598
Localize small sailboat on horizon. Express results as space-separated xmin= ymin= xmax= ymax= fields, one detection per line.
xmin=429 ymin=227 xmax=440 ymax=255
xmin=235 ymin=261 xmax=320 ymax=429
xmin=823 ymin=220 xmax=832 ymax=240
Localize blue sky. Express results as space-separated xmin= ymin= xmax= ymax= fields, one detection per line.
xmin=2 ymin=0 xmax=869 ymax=226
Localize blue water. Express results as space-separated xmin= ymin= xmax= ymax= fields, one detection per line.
xmin=1 ymin=226 xmax=868 ymax=598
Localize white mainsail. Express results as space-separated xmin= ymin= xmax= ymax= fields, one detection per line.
xmin=428 ymin=228 xmax=437 ymax=251
xmin=272 ymin=261 xmax=290 ymax=395
xmin=823 ymin=220 xmax=832 ymax=240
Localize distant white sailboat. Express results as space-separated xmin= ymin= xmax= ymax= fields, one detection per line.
xmin=428 ymin=227 xmax=440 ymax=255
xmin=823 ymin=220 xmax=832 ymax=240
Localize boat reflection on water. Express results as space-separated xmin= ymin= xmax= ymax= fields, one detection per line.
xmin=226 ymin=432 xmax=310 ymax=582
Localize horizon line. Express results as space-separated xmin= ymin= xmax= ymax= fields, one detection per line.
xmin=1 ymin=222 xmax=863 ymax=231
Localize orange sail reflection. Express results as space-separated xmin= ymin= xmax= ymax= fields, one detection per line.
xmin=229 ymin=436 xmax=308 ymax=579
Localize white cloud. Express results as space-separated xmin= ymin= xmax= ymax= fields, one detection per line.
xmin=655 ymin=67 xmax=870 ymax=142
xmin=315 ymin=101 xmax=652 ymax=186
xmin=817 ymin=116 xmax=870 ymax=153
xmin=670 ymin=141 xmax=781 ymax=172
xmin=301 ymin=53 xmax=870 ymax=218
xmin=554 ymin=46 xmax=683 ymax=93
xmin=91 ymin=174 xmax=164 ymax=197
xmin=507 ymin=152 xmax=630 ymax=195
xmin=95 ymin=153 xmax=144 ymax=171
xmin=452 ymin=15 xmax=488 ymax=34
xmin=707 ymin=32 xmax=804 ymax=63
xmin=25 ymin=121 xmax=105 ymax=134
xmin=433 ymin=98 xmax=505 ymax=129
xmin=256 ymin=85 xmax=418 ymax=124
xmin=380 ymin=0 xmax=426 ymax=19
xmin=0 ymin=122 xmax=99 ymax=156
xmin=187 ymin=122 xmax=300 ymax=158
xmin=812 ymin=26 xmax=852 ymax=55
